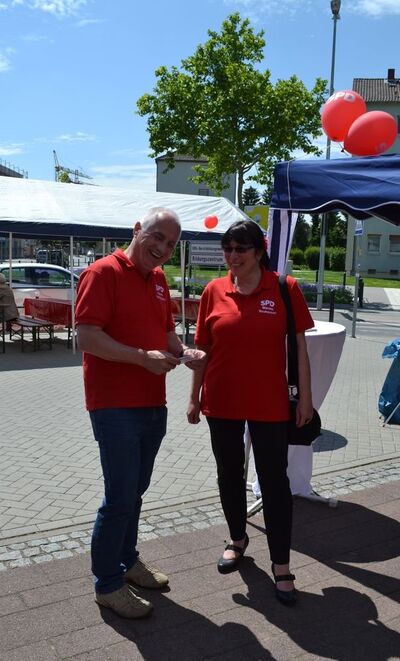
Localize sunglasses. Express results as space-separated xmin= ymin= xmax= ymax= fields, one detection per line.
xmin=222 ymin=245 xmax=254 ymax=254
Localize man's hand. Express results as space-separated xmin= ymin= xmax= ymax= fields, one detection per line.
xmin=181 ymin=348 xmax=207 ymax=371
xmin=142 ymin=350 xmax=180 ymax=375
xmin=187 ymin=399 xmax=201 ymax=424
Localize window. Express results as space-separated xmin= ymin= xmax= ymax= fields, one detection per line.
xmin=389 ymin=235 xmax=400 ymax=253
xmin=367 ymin=234 xmax=381 ymax=253
xmin=198 ymin=189 xmax=209 ymax=196
xmin=33 ymin=267 xmax=71 ymax=287
xmin=0 ymin=267 xmax=34 ymax=285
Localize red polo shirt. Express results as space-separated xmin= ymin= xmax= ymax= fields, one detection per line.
xmin=195 ymin=270 xmax=314 ymax=421
xmin=75 ymin=250 xmax=175 ymax=411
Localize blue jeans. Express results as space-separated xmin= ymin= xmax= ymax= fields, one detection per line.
xmin=89 ymin=406 xmax=167 ymax=594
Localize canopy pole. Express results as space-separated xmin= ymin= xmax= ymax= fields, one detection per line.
xmin=180 ymin=241 xmax=186 ymax=344
xmin=316 ymin=214 xmax=327 ymax=310
xmin=351 ymin=234 xmax=361 ymax=338
xmin=102 ymin=237 xmax=106 ymax=257
xmin=8 ymin=232 xmax=12 ymax=289
xmin=70 ymin=235 xmax=76 ymax=354
xmin=317 ymin=3 xmax=340 ymax=310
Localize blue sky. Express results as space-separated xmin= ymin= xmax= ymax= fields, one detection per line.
xmin=1 ymin=0 xmax=399 ymax=192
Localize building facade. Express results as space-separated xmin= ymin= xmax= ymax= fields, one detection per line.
xmin=156 ymin=154 xmax=236 ymax=203
xmin=345 ymin=69 xmax=400 ymax=278
xmin=0 ymin=160 xmax=32 ymax=260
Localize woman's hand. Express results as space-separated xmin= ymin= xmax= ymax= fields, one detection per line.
xmin=295 ymin=332 xmax=314 ymax=426
xmin=181 ymin=348 xmax=207 ymax=371
xmin=296 ymin=397 xmax=314 ymax=427
xmin=187 ymin=399 xmax=201 ymax=424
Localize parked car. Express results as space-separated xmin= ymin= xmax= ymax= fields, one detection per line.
xmin=36 ymin=249 xmax=69 ymax=269
xmin=72 ymin=265 xmax=88 ymax=277
xmin=0 ymin=262 xmax=80 ymax=308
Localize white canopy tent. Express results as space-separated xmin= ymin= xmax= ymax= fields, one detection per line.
xmin=0 ymin=176 xmax=248 ymax=350
xmin=0 ymin=176 xmax=246 ymax=240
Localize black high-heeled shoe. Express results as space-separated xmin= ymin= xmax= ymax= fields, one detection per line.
xmin=271 ymin=563 xmax=297 ymax=606
xmin=217 ymin=533 xmax=249 ymax=574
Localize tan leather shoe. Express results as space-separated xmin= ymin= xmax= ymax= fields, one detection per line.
xmin=125 ymin=557 xmax=169 ymax=589
xmin=95 ymin=584 xmax=153 ymax=618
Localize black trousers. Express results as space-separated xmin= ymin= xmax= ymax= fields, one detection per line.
xmin=207 ymin=417 xmax=292 ymax=565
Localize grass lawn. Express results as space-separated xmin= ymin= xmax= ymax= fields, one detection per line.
xmin=165 ymin=264 xmax=400 ymax=289
xmin=293 ymin=270 xmax=400 ymax=288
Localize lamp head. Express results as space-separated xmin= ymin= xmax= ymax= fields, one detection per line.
xmin=331 ymin=0 xmax=341 ymax=16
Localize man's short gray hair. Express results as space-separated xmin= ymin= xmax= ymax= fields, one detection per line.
xmin=141 ymin=207 xmax=181 ymax=234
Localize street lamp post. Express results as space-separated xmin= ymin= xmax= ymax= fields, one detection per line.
xmin=316 ymin=0 xmax=341 ymax=310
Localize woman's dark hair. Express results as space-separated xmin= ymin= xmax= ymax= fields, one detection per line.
xmin=221 ymin=220 xmax=270 ymax=269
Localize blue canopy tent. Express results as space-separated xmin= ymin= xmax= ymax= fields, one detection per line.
xmin=268 ymin=154 xmax=400 ymax=272
xmin=266 ymin=154 xmax=400 ymax=501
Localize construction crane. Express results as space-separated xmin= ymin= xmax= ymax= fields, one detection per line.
xmin=53 ymin=150 xmax=93 ymax=184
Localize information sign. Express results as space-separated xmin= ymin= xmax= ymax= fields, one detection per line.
xmin=354 ymin=220 xmax=363 ymax=236
xmin=189 ymin=242 xmax=225 ymax=266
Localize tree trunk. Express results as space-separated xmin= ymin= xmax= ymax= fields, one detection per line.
xmin=237 ymin=169 xmax=245 ymax=210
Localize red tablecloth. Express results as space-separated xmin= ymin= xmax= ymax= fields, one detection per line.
xmin=24 ymin=297 xmax=72 ymax=327
xmin=170 ymin=297 xmax=200 ymax=322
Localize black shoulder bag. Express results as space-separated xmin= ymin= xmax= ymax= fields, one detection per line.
xmin=279 ymin=275 xmax=321 ymax=446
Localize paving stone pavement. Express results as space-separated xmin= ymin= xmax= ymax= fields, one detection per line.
xmin=0 ymin=479 xmax=399 ymax=660
xmin=0 ymin=304 xmax=399 ymax=546
xmin=1 ymin=457 xmax=400 ymax=571
xmin=1 ymin=295 xmax=400 ymax=659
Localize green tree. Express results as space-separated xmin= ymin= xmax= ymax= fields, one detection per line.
xmin=243 ymin=186 xmax=261 ymax=206
xmin=326 ymin=212 xmax=347 ymax=248
xmin=292 ymin=214 xmax=310 ymax=251
xmin=137 ymin=13 xmax=327 ymax=209
xmin=262 ymin=182 xmax=274 ymax=205
xmin=310 ymin=214 xmax=321 ymax=246
xmin=310 ymin=212 xmax=347 ymax=249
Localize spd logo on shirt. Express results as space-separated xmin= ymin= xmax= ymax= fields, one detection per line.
xmin=155 ymin=283 xmax=166 ymax=301
xmin=259 ymin=299 xmax=276 ymax=314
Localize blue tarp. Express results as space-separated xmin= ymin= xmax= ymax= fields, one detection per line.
xmin=271 ymin=154 xmax=400 ymax=225
xmin=378 ymin=338 xmax=400 ymax=424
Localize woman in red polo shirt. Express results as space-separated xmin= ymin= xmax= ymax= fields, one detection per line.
xmin=187 ymin=220 xmax=314 ymax=606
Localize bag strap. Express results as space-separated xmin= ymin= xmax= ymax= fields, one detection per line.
xmin=278 ymin=274 xmax=299 ymax=392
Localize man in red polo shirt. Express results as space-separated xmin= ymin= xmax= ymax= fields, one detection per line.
xmin=76 ymin=208 xmax=204 ymax=619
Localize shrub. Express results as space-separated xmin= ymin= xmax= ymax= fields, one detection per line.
xmin=327 ymin=246 xmax=346 ymax=271
xmin=289 ymin=247 xmax=304 ymax=267
xmin=167 ymin=246 xmax=181 ymax=267
xmin=299 ymin=282 xmax=353 ymax=304
xmin=177 ymin=281 xmax=207 ymax=296
xmin=304 ymin=246 xmax=320 ymax=270
xmin=164 ymin=272 xmax=176 ymax=288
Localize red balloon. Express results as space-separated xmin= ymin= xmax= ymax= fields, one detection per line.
xmin=204 ymin=215 xmax=218 ymax=229
xmin=321 ymin=90 xmax=366 ymax=142
xmin=344 ymin=111 xmax=397 ymax=156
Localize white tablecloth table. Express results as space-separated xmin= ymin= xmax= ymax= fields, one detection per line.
xmin=287 ymin=320 xmax=346 ymax=495
xmin=249 ymin=320 xmax=346 ymax=497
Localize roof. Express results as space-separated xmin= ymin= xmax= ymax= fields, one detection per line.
xmin=155 ymin=153 xmax=208 ymax=163
xmin=353 ymin=78 xmax=400 ymax=103
xmin=0 ymin=165 xmax=24 ymax=178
